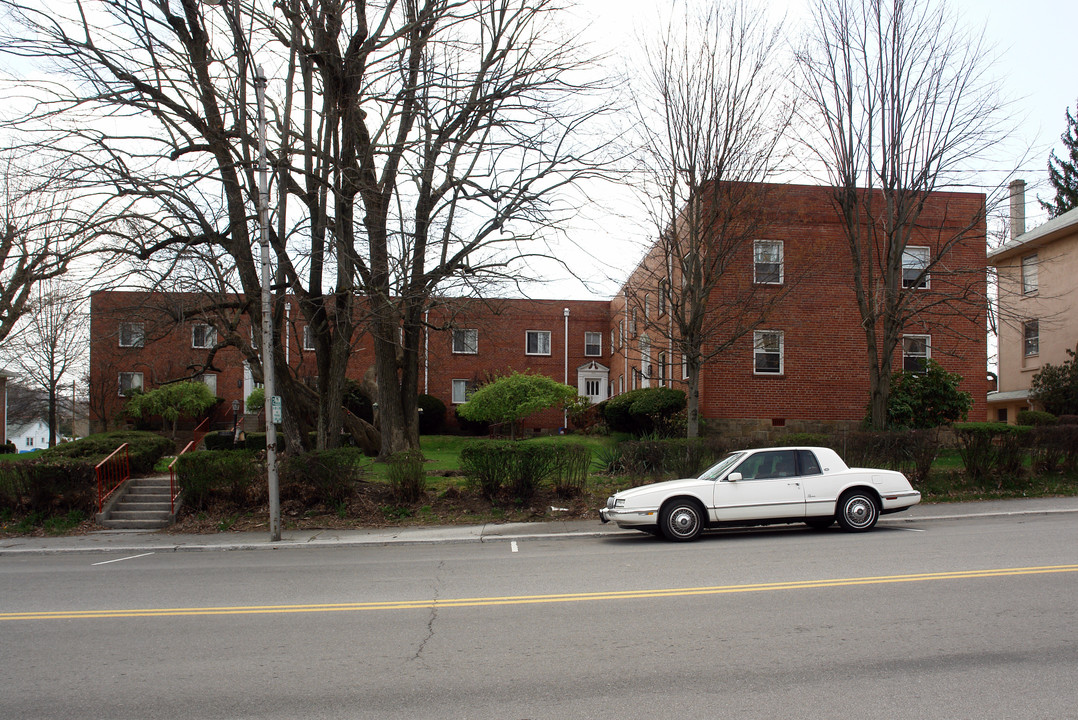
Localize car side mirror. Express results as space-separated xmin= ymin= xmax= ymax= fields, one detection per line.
xmin=727 ymin=472 xmax=742 ymax=482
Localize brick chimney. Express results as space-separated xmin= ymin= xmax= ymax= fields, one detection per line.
xmin=1009 ymin=179 xmax=1026 ymax=240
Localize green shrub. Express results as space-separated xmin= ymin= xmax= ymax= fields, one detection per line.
xmin=460 ymin=440 xmax=512 ymax=499
xmin=418 ymin=394 xmax=446 ymax=435
xmin=1016 ymin=410 xmax=1056 ymax=426
xmin=953 ymin=423 xmax=1030 ymax=486
xmin=0 ymin=456 xmax=97 ymax=513
xmin=43 ymin=431 xmax=174 ymax=475
xmin=1029 ymin=425 xmax=1071 ymax=473
xmin=551 ymin=444 xmax=592 ymax=498
xmin=0 ymin=441 xmax=16 ymax=455
xmin=280 ymin=447 xmax=365 ymax=506
xmin=602 ymin=387 xmax=686 ymax=437
xmin=203 ymin=433 xmax=237 ymax=451
xmin=176 ymin=450 xmax=263 ymax=510
xmin=459 ymin=440 xmax=563 ymax=502
xmin=886 ymin=360 xmax=972 ymax=429
xmin=617 ymin=437 xmax=726 ymax=478
xmin=387 ymin=450 xmax=426 ymax=503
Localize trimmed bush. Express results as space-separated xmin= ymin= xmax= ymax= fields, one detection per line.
xmin=1017 ymin=410 xmax=1056 ymax=426
xmin=43 ymin=431 xmax=174 ymax=475
xmin=551 ymin=444 xmax=592 ymax=498
xmin=176 ymin=450 xmax=263 ymax=510
xmin=602 ymin=387 xmax=687 ymax=437
xmin=953 ymin=423 xmax=1030 ymax=486
xmin=280 ymin=447 xmax=365 ymax=506
xmin=203 ymin=432 xmax=237 ymax=451
xmin=617 ymin=437 xmax=727 ymax=479
xmin=459 ymin=440 xmax=584 ymax=502
xmin=418 ymin=394 xmax=446 ymax=435
xmin=387 ymin=450 xmax=426 ymax=503
xmin=460 ymin=440 xmax=512 ymax=500
xmin=0 ymin=456 xmax=96 ymax=513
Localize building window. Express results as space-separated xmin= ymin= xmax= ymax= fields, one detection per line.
xmin=644 ymin=294 xmax=651 ymax=321
xmin=199 ymin=374 xmax=217 ymax=395
xmin=619 ymin=320 xmax=624 ymax=347
xmin=682 ymin=354 xmax=689 ymax=381
xmin=585 ymin=378 xmax=601 ymax=397
xmin=452 ymin=328 xmax=478 ymax=354
xmin=118 ymin=322 xmax=144 ymax=348
xmin=26 ymin=437 xmax=33 ymax=447
xmin=526 ymin=330 xmax=551 ymax=355
xmin=303 ymin=325 xmax=316 ymax=351
xmin=1023 ymin=320 xmax=1039 ymax=357
xmin=611 ymin=327 xmax=616 ymax=352
xmin=902 ymin=246 xmax=930 ymax=289
xmin=902 ymin=334 xmax=931 ymax=372
xmin=451 ymin=379 xmax=473 ymax=404
xmin=753 ymin=330 xmax=784 ymax=374
xmin=192 ymin=324 xmax=217 ymax=349
xmin=585 ymin=332 xmax=602 ymax=357
xmin=997 ymin=408 xmax=1008 ymax=423
xmin=657 ymin=352 xmax=667 ymax=384
xmin=631 ymin=308 xmax=638 ymax=337
xmin=754 ymin=240 xmax=784 ymax=284
xmin=658 ymin=280 xmax=668 ymax=316
xmin=118 ymin=372 xmax=144 ymax=396
xmin=1021 ymin=254 xmax=1038 ymax=295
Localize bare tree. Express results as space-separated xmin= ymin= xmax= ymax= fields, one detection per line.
xmin=794 ymin=0 xmax=1008 ymax=429
xmin=0 ymin=0 xmax=608 ymax=457
xmin=627 ymin=0 xmax=792 ymax=437
xmin=2 ymin=281 xmax=88 ymax=447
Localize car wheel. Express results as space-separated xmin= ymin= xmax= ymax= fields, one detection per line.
xmin=660 ymin=500 xmax=705 ymax=542
xmin=836 ymin=491 xmax=879 ymax=532
xmin=804 ymin=517 xmax=833 ymax=530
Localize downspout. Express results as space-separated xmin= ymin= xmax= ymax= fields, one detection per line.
xmin=563 ymin=307 xmax=570 ymax=430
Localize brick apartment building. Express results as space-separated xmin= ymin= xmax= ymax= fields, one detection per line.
xmin=89 ymin=182 xmax=988 ymax=439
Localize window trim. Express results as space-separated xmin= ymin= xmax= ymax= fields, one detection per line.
xmin=1021 ymin=254 xmax=1039 ymax=295
xmin=118 ymin=322 xmax=144 ymax=348
xmin=754 ymin=240 xmax=784 ymax=285
xmin=451 ymin=379 xmax=471 ymax=405
xmin=525 ymin=329 xmax=552 ymax=356
xmin=118 ymin=371 xmax=144 ymax=397
xmin=1023 ymin=320 xmax=1039 ymax=357
xmin=191 ymin=323 xmax=217 ymax=350
xmin=902 ymin=246 xmax=931 ymax=289
xmin=902 ymin=334 xmax=931 ymax=373
xmin=584 ymin=331 xmax=602 ymax=357
xmin=452 ymin=328 xmax=479 ymax=355
xmin=753 ymin=330 xmax=784 ymax=375
xmin=302 ymin=325 xmax=316 ymax=351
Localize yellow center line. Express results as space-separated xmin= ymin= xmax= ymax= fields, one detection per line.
xmin=3 ymin=564 xmax=1076 ymax=622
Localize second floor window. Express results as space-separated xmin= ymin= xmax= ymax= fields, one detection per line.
xmin=192 ymin=324 xmax=216 ymax=349
xmin=754 ymin=331 xmax=784 ymax=374
xmin=902 ymin=246 xmax=930 ymax=289
xmin=1023 ymin=320 xmax=1039 ymax=357
xmin=585 ymin=332 xmax=602 ymax=357
xmin=119 ymin=322 xmax=144 ymax=348
xmin=526 ymin=330 xmax=551 ymax=355
xmin=754 ymin=240 xmax=784 ymax=284
xmin=1021 ymin=254 xmax=1038 ymax=295
xmin=303 ymin=325 xmax=316 ymax=351
xmin=902 ymin=334 xmax=930 ymax=372
xmin=452 ymin=329 xmax=478 ymax=354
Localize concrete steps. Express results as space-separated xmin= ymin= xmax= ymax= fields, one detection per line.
xmin=97 ymin=476 xmax=176 ymax=529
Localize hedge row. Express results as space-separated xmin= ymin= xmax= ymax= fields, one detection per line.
xmin=0 ymin=456 xmax=97 ymax=513
xmin=600 ymin=437 xmax=729 ymax=479
xmin=459 ymin=441 xmax=592 ymax=502
xmin=43 ymin=431 xmax=174 ymax=475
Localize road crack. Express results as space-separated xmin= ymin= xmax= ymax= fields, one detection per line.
xmin=411 ymin=561 xmax=443 ymax=663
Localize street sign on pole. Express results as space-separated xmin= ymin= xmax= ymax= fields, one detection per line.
xmin=271 ymin=395 xmax=282 ymax=424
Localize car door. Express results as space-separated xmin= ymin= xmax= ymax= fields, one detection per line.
xmin=712 ymin=450 xmax=807 ymax=522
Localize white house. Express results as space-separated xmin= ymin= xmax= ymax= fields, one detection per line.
xmin=8 ymin=418 xmax=51 ymax=452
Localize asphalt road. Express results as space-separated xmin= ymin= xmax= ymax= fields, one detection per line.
xmin=2 ymin=513 xmax=1076 ymax=719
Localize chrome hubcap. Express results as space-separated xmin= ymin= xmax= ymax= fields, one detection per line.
xmin=671 ymin=507 xmax=698 ymax=535
xmin=845 ymin=497 xmax=873 ymax=527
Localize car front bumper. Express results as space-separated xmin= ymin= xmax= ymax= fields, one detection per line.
xmin=599 ymin=506 xmax=659 ymax=528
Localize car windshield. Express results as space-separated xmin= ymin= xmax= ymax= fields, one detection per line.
xmin=697 ymin=452 xmax=746 ymax=481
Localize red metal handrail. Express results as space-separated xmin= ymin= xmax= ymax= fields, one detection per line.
xmin=96 ymin=443 xmax=130 ymax=513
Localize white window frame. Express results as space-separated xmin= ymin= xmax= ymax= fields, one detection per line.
xmin=1021 ymin=254 xmax=1038 ymax=295
xmin=118 ymin=371 xmax=144 ymax=396
xmin=199 ymin=373 xmax=217 ymax=395
xmin=754 ymin=240 xmax=784 ymax=285
xmin=657 ymin=351 xmax=667 ymax=384
xmin=584 ymin=331 xmax=602 ymax=357
xmin=753 ymin=330 xmax=784 ymax=375
xmin=682 ymin=353 xmax=689 ymax=381
xmin=525 ymin=330 xmax=551 ymax=356
xmin=118 ymin=322 xmax=144 ymax=348
xmin=303 ymin=325 xmax=316 ymax=351
xmin=451 ymin=379 xmax=472 ymax=404
xmin=902 ymin=246 xmax=930 ymax=289
xmin=192 ymin=324 xmax=217 ymax=349
xmin=1023 ymin=320 xmax=1039 ymax=357
xmin=902 ymin=334 xmax=931 ymax=373
xmin=658 ymin=280 xmax=668 ymax=316
xmin=452 ymin=328 xmax=478 ymax=355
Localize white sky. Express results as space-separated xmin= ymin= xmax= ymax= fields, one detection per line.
xmin=533 ymin=0 xmax=1078 ymax=300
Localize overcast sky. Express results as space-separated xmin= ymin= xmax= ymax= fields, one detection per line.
xmin=539 ymin=0 xmax=1078 ymax=300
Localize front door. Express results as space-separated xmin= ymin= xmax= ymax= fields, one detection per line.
xmin=712 ymin=449 xmax=807 ymax=521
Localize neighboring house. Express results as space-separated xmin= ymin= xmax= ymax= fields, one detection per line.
xmin=988 ymin=180 xmax=1078 ymax=422
xmin=8 ymin=417 xmax=50 ymax=452
xmin=88 ymin=182 xmax=988 ymax=439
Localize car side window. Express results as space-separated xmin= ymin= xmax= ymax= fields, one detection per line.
xmin=798 ymin=450 xmax=822 ymax=475
xmin=738 ymin=451 xmax=797 ymax=479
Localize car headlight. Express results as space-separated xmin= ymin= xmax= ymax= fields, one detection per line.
xmin=606 ymin=497 xmax=625 ymax=509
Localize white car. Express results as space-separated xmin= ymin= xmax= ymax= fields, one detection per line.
xmin=599 ymin=446 xmax=920 ymax=541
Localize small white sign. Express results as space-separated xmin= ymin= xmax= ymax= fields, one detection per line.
xmin=271 ymin=395 xmax=282 ymax=424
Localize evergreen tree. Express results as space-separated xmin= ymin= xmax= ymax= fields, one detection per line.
xmin=1040 ymin=100 xmax=1078 ymax=218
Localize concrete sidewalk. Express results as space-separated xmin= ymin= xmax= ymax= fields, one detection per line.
xmin=2 ymin=496 xmax=1077 ymax=557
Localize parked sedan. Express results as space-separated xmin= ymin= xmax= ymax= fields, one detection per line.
xmin=599 ymin=446 xmax=920 ymax=541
